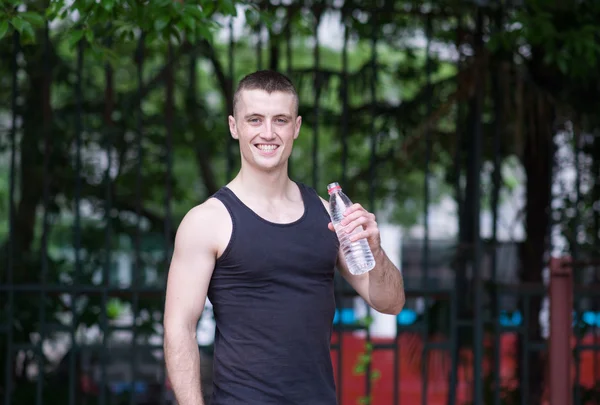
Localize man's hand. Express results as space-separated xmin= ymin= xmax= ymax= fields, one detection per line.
xmin=325 ymin=200 xmax=405 ymax=315
xmin=327 ymin=203 xmax=382 ymax=255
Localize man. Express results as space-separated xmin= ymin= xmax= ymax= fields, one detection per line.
xmin=163 ymin=70 xmax=405 ymax=405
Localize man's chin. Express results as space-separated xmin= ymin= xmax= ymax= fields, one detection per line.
xmin=251 ymin=158 xmax=286 ymax=172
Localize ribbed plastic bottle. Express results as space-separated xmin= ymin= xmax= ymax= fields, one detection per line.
xmin=327 ymin=182 xmax=376 ymax=275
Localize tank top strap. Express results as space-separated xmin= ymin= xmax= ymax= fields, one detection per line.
xmin=296 ymin=181 xmax=331 ymax=222
xmin=209 ymin=186 xmax=242 ymax=234
xmin=211 ymin=186 xmax=240 ymax=213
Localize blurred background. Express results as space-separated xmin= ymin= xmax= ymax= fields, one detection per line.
xmin=1 ymin=0 xmax=599 ymax=404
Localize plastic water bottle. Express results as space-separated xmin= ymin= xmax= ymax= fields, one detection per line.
xmin=327 ymin=182 xmax=376 ymax=275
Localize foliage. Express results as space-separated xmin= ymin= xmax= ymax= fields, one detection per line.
xmin=0 ymin=0 xmax=264 ymax=45
xmin=491 ymin=0 xmax=600 ymax=79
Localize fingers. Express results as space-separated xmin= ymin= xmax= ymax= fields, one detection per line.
xmin=349 ymin=229 xmax=372 ymax=242
xmin=341 ymin=208 xmax=377 ymax=237
xmin=341 ymin=205 xmax=375 ymax=226
xmin=329 ymin=203 xmax=379 ymax=243
xmin=343 ymin=203 xmax=365 ymax=217
xmin=343 ymin=216 xmax=370 ymax=235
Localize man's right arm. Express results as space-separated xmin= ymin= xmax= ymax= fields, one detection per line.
xmin=163 ymin=200 xmax=228 ymax=405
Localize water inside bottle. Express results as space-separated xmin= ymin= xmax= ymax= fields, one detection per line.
xmin=334 ymin=223 xmax=376 ymax=275
xmin=327 ymin=182 xmax=376 ymax=275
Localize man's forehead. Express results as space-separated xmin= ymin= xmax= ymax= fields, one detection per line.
xmin=237 ymin=89 xmax=297 ymax=115
xmin=239 ymin=88 xmax=295 ymax=103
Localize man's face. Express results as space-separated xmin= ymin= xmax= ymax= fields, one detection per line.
xmin=229 ymin=89 xmax=301 ymax=172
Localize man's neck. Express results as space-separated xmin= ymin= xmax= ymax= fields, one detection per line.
xmin=231 ymin=163 xmax=292 ymax=201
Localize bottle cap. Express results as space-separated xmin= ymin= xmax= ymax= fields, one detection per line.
xmin=327 ymin=182 xmax=341 ymax=195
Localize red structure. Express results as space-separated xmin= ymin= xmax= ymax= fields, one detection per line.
xmin=327 ymin=256 xmax=599 ymax=405
xmin=330 ymin=331 xmax=600 ymax=405
xmin=548 ymin=257 xmax=573 ymax=405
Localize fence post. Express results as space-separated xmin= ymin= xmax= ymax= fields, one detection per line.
xmin=549 ymin=257 xmax=573 ymax=405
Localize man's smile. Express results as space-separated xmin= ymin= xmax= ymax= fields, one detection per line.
xmin=254 ymin=143 xmax=280 ymax=154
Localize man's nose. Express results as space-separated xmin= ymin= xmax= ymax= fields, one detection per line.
xmin=261 ymin=122 xmax=276 ymax=140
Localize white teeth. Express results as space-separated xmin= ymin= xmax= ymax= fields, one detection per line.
xmin=256 ymin=144 xmax=278 ymax=151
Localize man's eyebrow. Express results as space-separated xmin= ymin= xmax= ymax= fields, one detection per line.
xmin=243 ymin=113 xmax=292 ymax=119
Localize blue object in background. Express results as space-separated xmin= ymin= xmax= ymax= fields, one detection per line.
xmin=398 ymin=309 xmax=417 ymax=325
xmin=333 ymin=308 xmax=356 ymax=325
xmin=111 ymin=381 xmax=147 ymax=394
xmin=333 ymin=308 xmax=600 ymax=328
xmin=332 ymin=308 xmax=417 ymax=325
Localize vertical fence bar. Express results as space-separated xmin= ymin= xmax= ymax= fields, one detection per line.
xmin=541 ymin=70 xmax=557 ymax=405
xmin=521 ymin=296 xmax=530 ymax=405
xmin=549 ymin=259 xmax=573 ymax=405
xmin=572 ymin=124 xmax=582 ymax=405
xmin=421 ymin=13 xmax=432 ymax=405
xmin=101 ymin=36 xmax=114 ymax=405
xmin=447 ymin=14 xmax=463 ymax=405
xmin=471 ymin=7 xmax=485 ymax=405
xmin=37 ymin=23 xmax=52 ymax=405
xmin=4 ymin=29 xmax=19 ymax=405
xmin=447 ymin=287 xmax=458 ymax=405
xmin=491 ymin=7 xmax=504 ymax=402
xmin=340 ymin=12 xmax=349 ymax=187
xmin=285 ymin=5 xmax=294 ymax=173
xmin=365 ymin=7 xmax=378 ymax=400
xmin=285 ymin=12 xmax=293 ymax=178
xmin=312 ymin=8 xmax=321 ymax=189
xmin=227 ymin=18 xmax=235 ymax=181
xmin=491 ymin=128 xmax=502 ymax=405
xmin=285 ymin=4 xmax=293 ymax=174
xmin=336 ymin=9 xmax=349 ymax=405
xmin=129 ymin=33 xmax=145 ymax=405
xmin=256 ymin=18 xmax=262 ymax=70
xmin=593 ymin=135 xmax=600 ymax=386
xmin=70 ymin=38 xmax=85 ymax=405
xmin=162 ymin=40 xmax=175 ymax=405
xmin=286 ymin=15 xmax=292 ymax=77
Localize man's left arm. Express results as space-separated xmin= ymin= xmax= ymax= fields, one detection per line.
xmin=322 ymin=198 xmax=405 ymax=315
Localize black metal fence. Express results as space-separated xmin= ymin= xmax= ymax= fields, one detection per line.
xmin=2 ymin=2 xmax=600 ymax=405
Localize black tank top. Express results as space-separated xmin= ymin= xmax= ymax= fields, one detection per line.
xmin=207 ymin=182 xmax=339 ymax=405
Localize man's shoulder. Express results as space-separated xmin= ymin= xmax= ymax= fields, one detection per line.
xmin=187 ymin=196 xmax=230 ymax=222
xmin=176 ymin=197 xmax=231 ymax=241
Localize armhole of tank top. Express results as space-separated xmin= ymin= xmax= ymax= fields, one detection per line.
xmin=308 ymin=186 xmax=331 ymax=218
xmin=208 ymin=195 xmax=236 ymax=264
xmin=308 ymin=186 xmax=340 ymax=250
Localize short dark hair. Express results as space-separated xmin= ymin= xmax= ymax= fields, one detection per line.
xmin=233 ymin=70 xmax=299 ymax=116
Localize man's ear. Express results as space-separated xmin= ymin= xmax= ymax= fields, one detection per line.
xmin=228 ymin=115 xmax=238 ymax=139
xmin=293 ymin=115 xmax=302 ymax=140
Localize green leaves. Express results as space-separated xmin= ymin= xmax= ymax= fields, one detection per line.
xmin=353 ymin=338 xmax=382 ymax=405
xmin=0 ymin=0 xmax=251 ymax=50
xmin=0 ymin=20 xmax=8 ymax=40
xmin=488 ymin=1 xmax=600 ymax=80
xmin=221 ymin=0 xmax=238 ymax=17
xmin=0 ymin=7 xmax=46 ymax=42
xmin=20 ymin=10 xmax=45 ymax=27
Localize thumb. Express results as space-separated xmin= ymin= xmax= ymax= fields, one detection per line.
xmin=328 ymin=222 xmax=334 ymax=231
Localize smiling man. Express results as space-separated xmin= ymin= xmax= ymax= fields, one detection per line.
xmin=163 ymin=70 xmax=405 ymax=405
